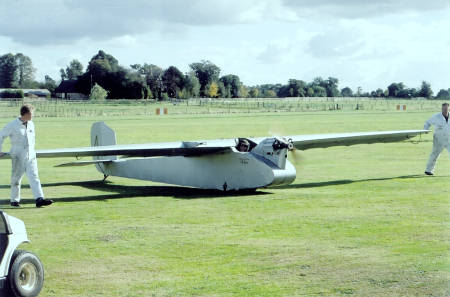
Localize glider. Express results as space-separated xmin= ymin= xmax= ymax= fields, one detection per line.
xmin=16 ymin=122 xmax=428 ymax=191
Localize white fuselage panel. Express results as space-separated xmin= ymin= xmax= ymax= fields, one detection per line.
xmin=100 ymin=151 xmax=296 ymax=191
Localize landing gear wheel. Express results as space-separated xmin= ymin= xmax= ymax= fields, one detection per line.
xmin=8 ymin=250 xmax=44 ymax=297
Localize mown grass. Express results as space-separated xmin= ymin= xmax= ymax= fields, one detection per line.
xmin=0 ymin=109 xmax=448 ymax=296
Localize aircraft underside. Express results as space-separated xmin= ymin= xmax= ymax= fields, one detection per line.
xmin=96 ymin=151 xmax=297 ymax=191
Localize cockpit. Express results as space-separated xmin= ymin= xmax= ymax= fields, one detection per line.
xmin=235 ymin=138 xmax=256 ymax=152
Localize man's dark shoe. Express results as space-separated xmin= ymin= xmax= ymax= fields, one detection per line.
xmin=424 ymin=171 xmax=434 ymax=176
xmin=36 ymin=198 xmax=54 ymax=208
xmin=10 ymin=202 xmax=20 ymax=207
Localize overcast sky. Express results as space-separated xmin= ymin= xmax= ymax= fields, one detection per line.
xmin=1 ymin=0 xmax=449 ymax=92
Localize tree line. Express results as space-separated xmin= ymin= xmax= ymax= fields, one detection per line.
xmin=0 ymin=50 xmax=449 ymax=100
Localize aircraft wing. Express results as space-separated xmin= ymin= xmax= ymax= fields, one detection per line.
xmin=36 ymin=139 xmax=236 ymax=158
xmin=285 ymin=130 xmax=428 ymax=150
xmin=24 ymin=130 xmax=428 ymax=159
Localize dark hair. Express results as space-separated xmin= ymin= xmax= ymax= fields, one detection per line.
xmin=443 ymin=103 xmax=449 ymax=107
xmin=20 ymin=104 xmax=34 ymax=116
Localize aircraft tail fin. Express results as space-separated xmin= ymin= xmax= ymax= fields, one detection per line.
xmin=90 ymin=122 xmax=117 ymax=161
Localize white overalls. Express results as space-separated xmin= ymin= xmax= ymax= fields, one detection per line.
xmin=424 ymin=112 xmax=450 ymax=173
xmin=0 ymin=118 xmax=44 ymax=202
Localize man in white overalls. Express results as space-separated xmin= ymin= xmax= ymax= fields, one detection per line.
xmin=0 ymin=105 xmax=53 ymax=207
xmin=424 ymin=102 xmax=450 ymax=175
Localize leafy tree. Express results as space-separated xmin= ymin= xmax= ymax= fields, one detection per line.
xmin=61 ymin=59 xmax=83 ymax=80
xmin=341 ymin=87 xmax=353 ymax=97
xmin=370 ymin=88 xmax=385 ymax=98
xmin=77 ymin=50 xmax=148 ymax=99
xmin=257 ymin=84 xmax=282 ymax=98
xmin=144 ymin=85 xmax=152 ymax=99
xmin=88 ymin=50 xmax=119 ymax=72
xmin=130 ymin=64 xmax=141 ymax=71
xmin=59 ymin=68 xmax=67 ymax=80
xmin=89 ymin=83 xmax=108 ymax=100
xmin=240 ymin=85 xmax=248 ymax=98
xmin=313 ymin=85 xmax=327 ymax=97
xmin=131 ymin=63 xmax=163 ymax=99
xmin=182 ymin=72 xmax=200 ymax=98
xmin=41 ymin=75 xmax=57 ymax=93
xmin=207 ymin=81 xmax=219 ymax=98
xmin=277 ymin=85 xmax=289 ymax=97
xmin=217 ymin=81 xmax=228 ymax=98
xmin=79 ymin=51 xmax=117 ymax=94
xmin=77 ymin=57 xmax=112 ymax=96
xmin=435 ymin=89 xmax=450 ymax=99
xmin=219 ymin=74 xmax=242 ymax=98
xmin=312 ymin=77 xmax=324 ymax=87
xmin=0 ymin=89 xmax=23 ymax=98
xmin=162 ymin=66 xmax=184 ymax=98
xmin=161 ymin=92 xmax=169 ymax=100
xmin=111 ymin=68 xmax=147 ymax=99
xmin=387 ymin=82 xmax=405 ymax=97
xmin=0 ymin=53 xmax=36 ymax=88
xmin=279 ymin=79 xmax=307 ymax=97
xmin=418 ymin=81 xmax=433 ymax=98
xmin=308 ymin=77 xmax=339 ymax=97
xmin=189 ymin=60 xmax=221 ymax=97
xmin=15 ymin=53 xmax=35 ymax=87
xmin=324 ymin=77 xmax=340 ymax=97
xmin=266 ymin=90 xmax=277 ymax=98
xmin=89 ymin=58 xmax=113 ymax=77
xmin=0 ymin=53 xmax=18 ymax=88
xmin=249 ymin=87 xmax=259 ymax=98
xmin=397 ymin=88 xmax=417 ymax=99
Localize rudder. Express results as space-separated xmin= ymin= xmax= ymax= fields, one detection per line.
xmin=91 ymin=122 xmax=117 ymax=161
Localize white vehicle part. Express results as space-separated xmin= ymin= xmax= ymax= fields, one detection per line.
xmin=0 ymin=212 xmax=29 ymax=279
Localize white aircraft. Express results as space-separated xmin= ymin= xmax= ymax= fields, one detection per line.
xmin=21 ymin=122 xmax=427 ymax=191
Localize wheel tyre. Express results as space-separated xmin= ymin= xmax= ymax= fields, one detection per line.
xmin=8 ymin=250 xmax=44 ymax=297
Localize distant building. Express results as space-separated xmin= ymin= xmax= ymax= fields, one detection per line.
xmin=23 ymin=89 xmax=51 ymax=98
xmin=55 ymin=80 xmax=88 ymax=100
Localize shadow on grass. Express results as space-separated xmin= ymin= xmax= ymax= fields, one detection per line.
xmin=274 ymin=174 xmax=448 ymax=189
xmin=0 ymin=174 xmax=447 ymax=205
xmin=0 ymin=180 xmax=270 ymax=205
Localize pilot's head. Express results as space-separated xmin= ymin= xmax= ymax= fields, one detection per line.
xmin=238 ymin=139 xmax=250 ymax=152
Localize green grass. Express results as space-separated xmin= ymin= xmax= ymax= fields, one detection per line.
xmin=0 ymin=109 xmax=448 ymax=296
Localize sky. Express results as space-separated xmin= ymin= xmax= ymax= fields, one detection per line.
xmin=1 ymin=0 xmax=449 ymax=93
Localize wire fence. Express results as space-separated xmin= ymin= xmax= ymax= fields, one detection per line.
xmin=0 ymin=97 xmax=445 ymax=118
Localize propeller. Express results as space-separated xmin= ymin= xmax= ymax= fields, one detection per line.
xmin=287 ymin=138 xmax=302 ymax=165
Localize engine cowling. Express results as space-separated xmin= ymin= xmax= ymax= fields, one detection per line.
xmin=251 ymin=137 xmax=290 ymax=169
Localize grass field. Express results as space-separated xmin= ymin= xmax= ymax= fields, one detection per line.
xmin=0 ymin=108 xmax=448 ymax=296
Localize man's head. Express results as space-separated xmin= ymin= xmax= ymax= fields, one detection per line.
xmin=442 ymin=103 xmax=449 ymax=115
xmin=238 ymin=139 xmax=250 ymax=152
xmin=20 ymin=104 xmax=34 ymax=122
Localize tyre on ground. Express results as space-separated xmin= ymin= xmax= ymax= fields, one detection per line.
xmin=7 ymin=250 xmax=44 ymax=297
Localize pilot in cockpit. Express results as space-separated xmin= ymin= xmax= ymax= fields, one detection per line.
xmin=237 ymin=139 xmax=250 ymax=152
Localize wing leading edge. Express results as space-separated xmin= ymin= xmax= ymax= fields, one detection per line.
xmin=36 ymin=140 xmax=235 ymax=158
xmin=32 ymin=130 xmax=427 ymax=159
xmin=286 ymin=130 xmax=428 ymax=150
